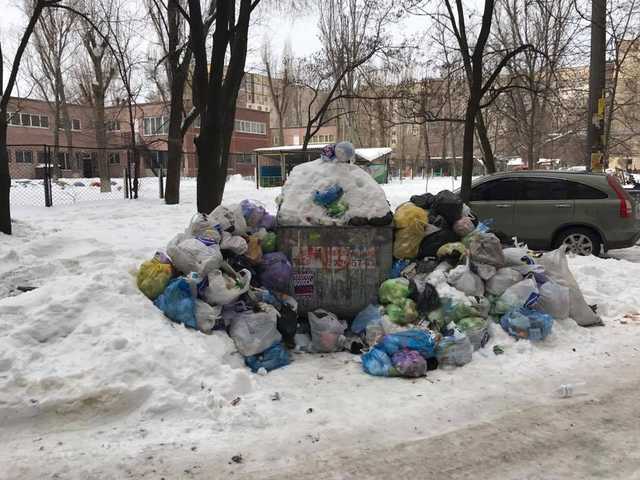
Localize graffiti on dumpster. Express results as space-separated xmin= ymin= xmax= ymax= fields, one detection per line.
xmin=291 ymin=246 xmax=376 ymax=271
xmin=292 ymin=272 xmax=315 ymax=297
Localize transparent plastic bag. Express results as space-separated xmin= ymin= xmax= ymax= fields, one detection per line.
xmin=500 ymin=307 xmax=553 ymax=341
xmin=167 ymin=236 xmax=223 ymax=276
xmin=308 ymin=309 xmax=347 ymax=353
xmin=194 ymin=299 xmax=223 ymax=333
xmin=468 ymin=232 xmax=505 ymax=267
xmin=229 ymin=304 xmax=282 ymax=356
xmin=486 ymin=267 xmax=523 ymax=296
xmin=535 ymin=281 xmax=570 ymax=319
xmin=447 ymin=262 xmax=484 ymax=297
xmin=203 ymin=269 xmax=251 ymax=306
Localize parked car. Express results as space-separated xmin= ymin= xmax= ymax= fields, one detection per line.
xmin=468 ymin=171 xmax=640 ymax=255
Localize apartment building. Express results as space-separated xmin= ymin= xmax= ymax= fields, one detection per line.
xmin=6 ymin=96 xmax=270 ymax=179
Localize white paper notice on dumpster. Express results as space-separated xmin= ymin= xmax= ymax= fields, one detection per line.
xmin=293 ymin=272 xmax=315 ymax=298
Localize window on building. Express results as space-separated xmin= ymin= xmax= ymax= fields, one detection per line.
xmin=57 ymin=152 xmax=72 ymax=170
xmin=233 ymin=119 xmax=266 ymax=135
xmin=40 ymin=115 xmax=49 ymax=128
xmin=30 ymin=115 xmax=41 ymax=127
xmin=143 ymin=116 xmax=169 ymax=136
xmin=15 ymin=150 xmax=33 ymax=163
xmin=109 ymin=152 xmax=121 ymax=164
xmin=21 ymin=113 xmax=31 ymax=127
xmin=9 ymin=113 xmax=21 ymax=126
xmin=72 ymin=119 xmax=81 ymax=131
xmin=106 ymin=120 xmax=121 ymax=131
xmin=37 ymin=151 xmax=46 ymax=165
xmin=8 ymin=112 xmax=49 ymax=128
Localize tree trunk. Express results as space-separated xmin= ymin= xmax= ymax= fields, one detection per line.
xmin=0 ymin=122 xmax=10 ymax=234
xmin=94 ymin=93 xmax=111 ymax=192
xmin=165 ymin=81 xmax=186 ymax=205
xmin=475 ymin=111 xmax=496 ymax=173
xmin=460 ymin=98 xmax=477 ymax=202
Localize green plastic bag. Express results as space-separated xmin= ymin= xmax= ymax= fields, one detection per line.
xmin=436 ymin=242 xmax=467 ymax=263
xmin=456 ymin=317 xmax=487 ymax=332
xmin=385 ymin=298 xmax=418 ymax=325
xmin=326 ymin=199 xmax=349 ymax=218
xmin=379 ymin=278 xmax=411 ymax=305
xmin=262 ymin=232 xmax=277 ymax=253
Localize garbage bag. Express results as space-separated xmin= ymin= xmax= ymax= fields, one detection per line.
xmin=385 ymin=298 xmax=418 ymax=326
xmin=390 ymin=259 xmax=411 ymax=278
xmin=245 ymin=236 xmax=263 ymax=265
xmin=393 ymin=226 xmax=425 ymax=260
xmin=416 ymin=258 xmax=440 ymax=275
xmin=436 ymin=334 xmax=473 ymax=367
xmin=392 ymin=350 xmax=427 ymax=377
xmin=362 ymin=347 xmax=398 ymax=377
xmin=486 ymin=267 xmax=523 ymax=296
xmin=534 ymin=247 xmax=602 ymax=326
xmin=394 ymin=202 xmax=428 ymax=230
xmin=187 ymin=213 xmax=222 ymax=243
xmin=202 ymin=269 xmax=252 ymax=306
xmin=436 ymin=242 xmax=467 ymax=265
xmin=244 ymin=342 xmax=290 ymax=373
xmin=453 ymin=216 xmax=475 ymax=238
xmin=410 ymin=281 xmax=440 ymax=314
xmin=409 ymin=193 xmax=435 ymax=210
xmin=153 ymin=278 xmax=197 ymax=329
xmin=308 ymin=309 xmax=347 ymax=353
xmin=137 ymin=259 xmax=173 ymax=300
xmin=209 ymin=204 xmax=247 ymax=235
xmin=313 ymin=184 xmax=344 ymax=207
xmin=277 ymin=303 xmax=298 ymax=348
xmin=335 ymin=141 xmax=356 ymax=163
xmin=442 ymin=297 xmax=490 ymax=323
xmin=220 ymin=233 xmax=248 ymax=256
xmin=378 ymin=278 xmax=411 ymax=305
xmin=431 ymin=190 xmax=463 ymax=225
xmin=502 ymin=247 xmax=533 ymax=267
xmin=468 ymin=233 xmax=505 ymax=267
xmin=352 ymin=304 xmax=383 ymax=335
xmin=535 ymin=281 xmax=570 ymax=320
xmin=194 ymin=299 xmax=223 ymax=333
xmin=500 ymin=307 xmax=553 ymax=341
xmin=240 ymin=199 xmax=267 ymax=232
xmin=447 ymin=263 xmax=484 ymax=297
xmin=259 ymin=252 xmax=293 ymax=293
xmin=418 ymin=229 xmax=460 ymax=258
xmin=326 ymin=199 xmax=349 ymax=218
xmin=377 ymin=330 xmax=436 ymax=359
xmin=167 ymin=236 xmax=223 ymax=276
xmin=456 ymin=317 xmax=490 ymax=350
xmin=229 ymin=304 xmax=282 ymax=356
xmin=500 ymin=277 xmax=540 ymax=310
xmin=473 ymin=263 xmax=497 ymax=281
xmin=367 ymin=211 xmax=394 ymax=226
xmin=258 ymin=212 xmax=276 ymax=231
xmin=261 ymin=232 xmax=277 ymax=253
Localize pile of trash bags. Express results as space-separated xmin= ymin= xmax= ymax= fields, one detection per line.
xmin=137 ymin=199 xmax=295 ymax=374
xmin=351 ymin=189 xmax=602 ymax=378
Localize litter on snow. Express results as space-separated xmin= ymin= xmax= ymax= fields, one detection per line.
xmin=135 ymin=141 xmax=603 ymax=379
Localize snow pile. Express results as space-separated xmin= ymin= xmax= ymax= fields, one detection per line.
xmin=277 ymin=159 xmax=391 ymax=225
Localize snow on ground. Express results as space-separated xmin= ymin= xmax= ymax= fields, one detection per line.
xmin=1 ymin=175 xmax=640 ymax=479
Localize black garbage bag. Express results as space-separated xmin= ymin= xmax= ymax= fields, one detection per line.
xmin=431 ymin=190 xmax=463 ymax=226
xmin=348 ymin=216 xmax=369 ymax=226
xmin=368 ymin=211 xmax=394 ymax=226
xmin=418 ymin=229 xmax=459 ymax=258
xmin=429 ymin=214 xmax=449 ymax=230
xmin=277 ymin=303 xmax=298 ymax=349
xmin=410 ymin=193 xmax=436 ymax=210
xmin=227 ymin=254 xmax=260 ymax=287
xmin=416 ymin=258 xmax=439 ymax=275
xmin=409 ymin=280 xmax=440 ymax=314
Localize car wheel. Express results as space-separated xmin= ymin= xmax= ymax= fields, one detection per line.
xmin=554 ymin=227 xmax=602 ymax=256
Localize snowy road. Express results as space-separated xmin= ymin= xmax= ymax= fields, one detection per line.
xmin=2 ymin=176 xmax=640 ymax=479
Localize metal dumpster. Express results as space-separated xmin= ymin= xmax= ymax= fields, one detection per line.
xmin=276 ymin=225 xmax=393 ymax=319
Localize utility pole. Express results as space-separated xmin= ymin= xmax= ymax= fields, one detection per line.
xmin=586 ymin=0 xmax=607 ymax=172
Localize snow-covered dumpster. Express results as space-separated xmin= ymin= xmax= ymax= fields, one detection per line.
xmin=277 ymin=225 xmax=393 ymax=318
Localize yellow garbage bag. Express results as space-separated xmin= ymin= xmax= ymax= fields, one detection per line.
xmin=393 ymin=202 xmax=428 ymax=230
xmin=137 ymin=259 xmax=173 ymax=300
xmin=393 ymin=226 xmax=425 ymax=259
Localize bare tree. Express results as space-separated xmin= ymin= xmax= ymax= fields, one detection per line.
xmin=147 ymin=0 xmax=197 ymax=205
xmin=1 ymin=0 xmax=62 ymax=235
xmin=26 ymin=2 xmax=76 ymax=178
xmin=262 ymin=42 xmax=294 ymax=146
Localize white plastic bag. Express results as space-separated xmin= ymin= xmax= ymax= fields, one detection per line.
xmin=308 ymin=309 xmax=347 ymax=353
xmin=474 ymin=263 xmax=497 ymax=281
xmin=500 ymin=277 xmax=539 ymax=309
xmin=221 ymin=234 xmax=248 ymax=255
xmin=203 ymin=269 xmax=251 ymax=306
xmin=187 ymin=213 xmax=221 ymax=243
xmin=502 ymin=247 xmax=531 ymax=267
xmin=194 ymin=299 xmax=222 ymax=333
xmin=167 ymin=237 xmax=223 ymax=276
xmin=447 ymin=262 xmax=484 ymax=297
xmin=468 ymin=233 xmax=505 ymax=267
xmin=229 ymin=304 xmax=281 ymax=356
xmin=486 ymin=267 xmax=523 ymax=296
xmin=209 ymin=204 xmax=247 ymax=235
xmin=535 ymin=281 xmax=570 ymax=320
xmin=534 ymin=248 xmax=602 ymax=326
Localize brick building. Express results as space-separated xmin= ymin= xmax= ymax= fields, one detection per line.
xmin=6 ymin=96 xmax=270 ymax=179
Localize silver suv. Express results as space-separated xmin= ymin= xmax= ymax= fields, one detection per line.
xmin=469 ymin=171 xmax=640 ymax=255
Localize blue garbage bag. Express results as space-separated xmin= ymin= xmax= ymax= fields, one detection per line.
xmin=154 ymin=278 xmax=197 ymax=329
xmin=313 ymin=184 xmax=343 ymax=207
xmin=378 ymin=330 xmax=437 ymax=359
xmin=500 ymin=307 xmax=553 ymax=341
xmin=362 ymin=347 xmax=398 ymax=377
xmin=389 ymin=259 xmax=410 ymax=279
xmin=351 ymin=304 xmax=382 ymax=335
xmin=244 ymin=342 xmax=290 ymax=373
